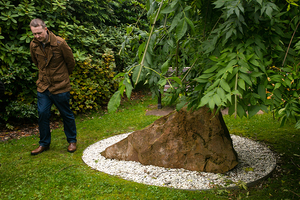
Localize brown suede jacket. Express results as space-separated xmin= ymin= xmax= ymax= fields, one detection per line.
xmin=30 ymin=30 xmax=75 ymax=94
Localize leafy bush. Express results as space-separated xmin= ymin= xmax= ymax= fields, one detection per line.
xmin=70 ymin=49 xmax=118 ymax=114
xmin=0 ymin=0 xmax=146 ymax=123
xmin=3 ymin=101 xmax=38 ymax=122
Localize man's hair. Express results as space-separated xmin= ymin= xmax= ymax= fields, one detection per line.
xmin=30 ymin=18 xmax=46 ymax=28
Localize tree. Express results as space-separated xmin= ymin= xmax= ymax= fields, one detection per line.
xmin=109 ymin=0 xmax=300 ymax=129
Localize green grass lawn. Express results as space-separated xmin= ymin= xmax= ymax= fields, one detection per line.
xmin=0 ymin=93 xmax=299 ymax=199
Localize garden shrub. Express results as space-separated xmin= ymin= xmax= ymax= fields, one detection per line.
xmin=70 ymin=49 xmax=118 ymax=114
xmin=3 ymin=101 xmax=38 ymax=122
xmin=0 ymin=0 xmax=146 ymax=123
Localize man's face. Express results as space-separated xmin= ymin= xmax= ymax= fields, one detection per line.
xmin=30 ymin=26 xmax=48 ymax=43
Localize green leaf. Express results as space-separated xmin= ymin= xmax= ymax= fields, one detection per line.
xmin=285 ymin=78 xmax=291 ymax=88
xmin=258 ymin=84 xmax=266 ymax=101
xmin=213 ymin=94 xmax=222 ymax=106
xmin=203 ymin=65 xmax=219 ymax=74
xmin=213 ymin=0 xmax=226 ymax=8
xmin=238 ymin=79 xmax=246 ymax=90
xmin=169 ymin=77 xmax=182 ymax=85
xmin=226 ymin=93 xmax=232 ymax=103
xmin=138 ymin=42 xmax=146 ymax=60
xmin=254 ymin=46 xmax=264 ymax=60
xmin=167 ymin=39 xmax=175 ymax=48
xmin=132 ymin=64 xmax=142 ymax=85
xmin=170 ymin=12 xmax=182 ymax=33
xmin=250 ymin=72 xmax=264 ymax=78
xmin=237 ymin=104 xmax=246 ymax=118
xmin=161 ymin=4 xmax=177 ymax=14
xmin=170 ymin=0 xmax=179 ymax=8
xmin=226 ymin=59 xmax=238 ymax=68
xmin=11 ymin=18 xmax=17 ymax=23
xmin=20 ymin=35 xmax=27 ymax=40
xmin=126 ymin=26 xmax=133 ymax=34
xmin=225 ymin=28 xmax=233 ymax=40
xmin=238 ymin=60 xmax=250 ymax=71
xmin=257 ymin=0 xmax=263 ymax=5
xmin=124 ymin=77 xmax=133 ymax=99
xmin=273 ymin=89 xmax=282 ymax=100
xmin=217 ymin=87 xmax=226 ymax=100
xmin=161 ymin=59 xmax=170 ymax=75
xmin=209 ymin=55 xmax=219 ymax=62
xmin=295 ymin=119 xmax=300 ymax=129
xmin=265 ymin=5 xmax=273 ymax=19
xmin=239 ymin=73 xmax=252 ymax=86
xmin=113 ymin=72 xmax=125 ymax=80
xmin=220 ymin=79 xmax=231 ymax=92
xmin=185 ymin=17 xmax=195 ymax=34
xmin=176 ymin=19 xmax=187 ymax=41
xmin=208 ymin=98 xmax=215 ymax=110
xmin=158 ymin=78 xmax=167 ymax=87
xmin=195 ymin=78 xmax=208 ymax=83
xmin=250 ymin=59 xmax=260 ymax=67
xmin=184 ymin=6 xmax=192 ymax=11
xmin=237 ymin=2 xmax=245 ymax=13
xmin=197 ymin=73 xmax=214 ymax=80
xmin=235 ymin=7 xmax=240 ymax=19
xmin=250 ymin=95 xmax=257 ymax=105
xmin=275 ymin=44 xmax=284 ymax=51
xmin=145 ymin=52 xmax=152 ymax=67
xmin=107 ymin=91 xmax=121 ymax=113
xmin=254 ymin=36 xmax=266 ymax=50
xmin=194 ymin=84 xmax=204 ymax=92
xmin=199 ymin=93 xmax=213 ymax=108
xmin=245 ymin=38 xmax=254 ymax=47
xmin=239 ymin=67 xmax=250 ymax=75
xmin=207 ymin=79 xmax=220 ymax=92
xmin=248 ymin=105 xmax=261 ymax=117
xmin=274 ymin=83 xmax=281 ymax=89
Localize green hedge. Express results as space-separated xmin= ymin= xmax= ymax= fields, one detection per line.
xmin=0 ymin=0 xmax=146 ymax=124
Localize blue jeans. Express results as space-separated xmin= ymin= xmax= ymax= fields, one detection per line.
xmin=37 ymin=90 xmax=77 ymax=147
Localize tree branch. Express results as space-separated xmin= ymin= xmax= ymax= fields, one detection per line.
xmin=135 ymin=0 xmax=165 ymax=85
xmin=282 ymin=21 xmax=300 ymax=66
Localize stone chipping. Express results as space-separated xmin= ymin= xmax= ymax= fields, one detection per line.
xmin=82 ymin=133 xmax=277 ymax=190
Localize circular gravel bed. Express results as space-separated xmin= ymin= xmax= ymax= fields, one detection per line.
xmin=82 ymin=133 xmax=276 ymax=190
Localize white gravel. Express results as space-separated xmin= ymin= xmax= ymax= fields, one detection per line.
xmin=82 ymin=133 xmax=276 ymax=190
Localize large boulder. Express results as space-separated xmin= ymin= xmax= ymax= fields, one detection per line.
xmin=101 ymin=107 xmax=238 ymax=173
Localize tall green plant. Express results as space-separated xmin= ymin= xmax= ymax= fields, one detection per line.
xmin=108 ymin=0 xmax=300 ymax=129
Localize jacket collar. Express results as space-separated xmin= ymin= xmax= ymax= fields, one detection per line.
xmin=32 ymin=30 xmax=58 ymax=47
xmin=48 ymin=31 xmax=59 ymax=46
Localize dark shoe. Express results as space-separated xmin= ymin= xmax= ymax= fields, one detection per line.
xmin=31 ymin=146 xmax=49 ymax=155
xmin=67 ymin=143 xmax=76 ymax=153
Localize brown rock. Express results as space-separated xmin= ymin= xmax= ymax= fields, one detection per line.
xmin=101 ymin=107 xmax=238 ymax=173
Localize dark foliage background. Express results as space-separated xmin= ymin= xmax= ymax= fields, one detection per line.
xmin=0 ymin=0 xmax=146 ymax=125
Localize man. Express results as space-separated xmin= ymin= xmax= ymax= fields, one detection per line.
xmin=29 ymin=18 xmax=77 ymax=155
